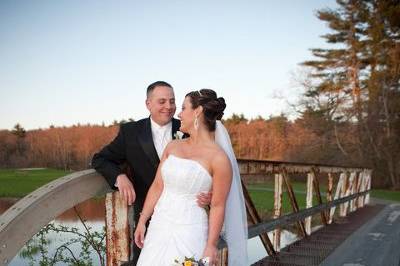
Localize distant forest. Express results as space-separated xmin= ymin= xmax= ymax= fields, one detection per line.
xmin=1 ymin=0 xmax=399 ymax=189
xmin=0 ymin=110 xmax=398 ymax=189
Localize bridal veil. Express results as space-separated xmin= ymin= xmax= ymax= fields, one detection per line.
xmin=215 ymin=121 xmax=248 ymax=266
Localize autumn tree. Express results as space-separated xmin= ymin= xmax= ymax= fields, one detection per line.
xmin=301 ymin=0 xmax=400 ymax=188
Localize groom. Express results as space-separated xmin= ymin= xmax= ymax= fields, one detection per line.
xmin=91 ymin=81 xmax=210 ymax=264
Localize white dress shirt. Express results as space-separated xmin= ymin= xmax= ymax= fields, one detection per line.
xmin=115 ymin=118 xmax=172 ymax=187
xmin=150 ymin=117 xmax=172 ymax=159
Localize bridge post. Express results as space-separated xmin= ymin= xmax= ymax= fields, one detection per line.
xmin=343 ymin=172 xmax=356 ymax=214
xmin=339 ymin=172 xmax=348 ymax=217
xmin=217 ymin=248 xmax=228 ymax=266
xmin=331 ymin=172 xmax=345 ymax=219
xmin=327 ymin=173 xmax=334 ymax=224
xmin=354 ymin=171 xmax=363 ymax=210
xmin=359 ymin=170 xmax=368 ymax=207
xmin=349 ymin=172 xmax=356 ymax=212
xmin=305 ymin=172 xmax=314 ymax=235
xmin=349 ymin=173 xmax=354 ymax=212
xmin=273 ymin=173 xmax=283 ymax=251
xmin=105 ymin=191 xmax=133 ymax=266
xmin=360 ymin=169 xmax=371 ymax=207
xmin=365 ymin=170 xmax=372 ymax=204
xmin=352 ymin=171 xmax=363 ymax=210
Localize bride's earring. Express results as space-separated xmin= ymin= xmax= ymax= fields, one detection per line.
xmin=194 ymin=116 xmax=199 ymax=130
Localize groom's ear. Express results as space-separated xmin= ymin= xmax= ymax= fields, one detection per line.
xmin=145 ymin=99 xmax=151 ymax=111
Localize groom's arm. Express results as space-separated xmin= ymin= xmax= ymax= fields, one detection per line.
xmin=91 ymin=125 xmax=127 ymax=189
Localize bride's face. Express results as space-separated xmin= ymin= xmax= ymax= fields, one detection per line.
xmin=178 ymin=97 xmax=200 ymax=133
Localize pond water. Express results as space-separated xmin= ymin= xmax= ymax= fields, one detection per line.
xmin=1 ymin=198 xmax=299 ymax=265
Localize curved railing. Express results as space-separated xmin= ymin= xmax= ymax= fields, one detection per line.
xmin=0 ymin=170 xmax=112 ymax=265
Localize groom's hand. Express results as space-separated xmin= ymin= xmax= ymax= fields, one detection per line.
xmin=197 ymin=191 xmax=212 ymax=208
xmin=116 ymin=174 xmax=136 ymax=205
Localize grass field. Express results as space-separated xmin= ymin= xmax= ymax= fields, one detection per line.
xmin=0 ymin=168 xmax=71 ymax=197
xmin=370 ymin=189 xmax=400 ymax=202
xmin=248 ymin=181 xmax=308 ymax=192
xmin=1 ymin=169 xmax=399 ymax=215
xmin=246 ymin=181 xmax=400 ymax=218
xmin=246 ymin=189 xmax=324 ymax=218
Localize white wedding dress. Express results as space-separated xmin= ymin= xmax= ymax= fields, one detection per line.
xmin=136 ymin=154 xmax=212 ymax=265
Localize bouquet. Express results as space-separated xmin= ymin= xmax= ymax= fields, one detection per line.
xmin=173 ymin=256 xmax=210 ymax=266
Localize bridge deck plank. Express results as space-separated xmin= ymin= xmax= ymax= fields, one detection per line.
xmin=251 ymin=204 xmax=384 ymax=266
xmin=321 ymin=202 xmax=400 ymax=266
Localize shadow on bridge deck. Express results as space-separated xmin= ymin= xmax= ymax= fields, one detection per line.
xmin=252 ymin=203 xmax=387 ymax=266
xmin=321 ymin=201 xmax=400 ymax=266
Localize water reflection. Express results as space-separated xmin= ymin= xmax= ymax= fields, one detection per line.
xmin=55 ymin=198 xmax=105 ymax=222
xmin=11 ymin=220 xmax=106 ymax=266
xmin=1 ymin=198 xmax=300 ymax=265
xmin=0 ymin=198 xmax=19 ymax=214
xmin=248 ymin=231 xmax=298 ymax=264
xmin=0 ymin=197 xmax=105 ymax=222
xmin=1 ymin=197 xmax=106 ymax=266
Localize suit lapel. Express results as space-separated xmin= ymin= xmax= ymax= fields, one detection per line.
xmin=172 ymin=118 xmax=181 ymax=139
xmin=138 ymin=118 xmax=159 ymax=168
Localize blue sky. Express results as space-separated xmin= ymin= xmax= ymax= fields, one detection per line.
xmin=0 ymin=0 xmax=337 ymax=130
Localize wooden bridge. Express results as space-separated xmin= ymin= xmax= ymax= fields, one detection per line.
xmin=0 ymin=159 xmax=381 ymax=265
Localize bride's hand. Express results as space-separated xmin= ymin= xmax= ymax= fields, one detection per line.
xmin=202 ymin=244 xmax=218 ymax=266
xmin=134 ymin=223 xmax=146 ymax=248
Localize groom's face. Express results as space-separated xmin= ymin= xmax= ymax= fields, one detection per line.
xmin=146 ymin=86 xmax=176 ymax=126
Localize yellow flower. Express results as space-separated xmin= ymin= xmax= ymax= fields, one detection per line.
xmin=184 ymin=261 xmax=192 ymax=266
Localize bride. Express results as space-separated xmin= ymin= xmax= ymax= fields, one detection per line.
xmin=134 ymin=89 xmax=248 ymax=266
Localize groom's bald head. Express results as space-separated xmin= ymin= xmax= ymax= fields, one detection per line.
xmin=146 ymin=81 xmax=173 ymax=99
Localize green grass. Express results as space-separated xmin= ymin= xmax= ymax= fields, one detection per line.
xmin=371 ymin=189 xmax=400 ymax=202
xmin=1 ymin=168 xmax=400 ymax=209
xmin=248 ymin=189 xmax=323 ymax=219
xmin=0 ymin=168 xmax=71 ymax=197
xmin=248 ymin=181 xmax=309 ymax=192
xmin=247 ymin=181 xmax=400 ymax=218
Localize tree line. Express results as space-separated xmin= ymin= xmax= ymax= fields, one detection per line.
xmin=0 ymin=110 xmax=395 ymax=188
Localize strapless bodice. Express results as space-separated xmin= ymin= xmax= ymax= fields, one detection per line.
xmin=150 ymin=155 xmax=212 ymax=225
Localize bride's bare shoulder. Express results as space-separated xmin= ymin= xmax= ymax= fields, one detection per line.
xmin=210 ymin=150 xmax=232 ymax=180
xmin=210 ymin=145 xmax=230 ymax=167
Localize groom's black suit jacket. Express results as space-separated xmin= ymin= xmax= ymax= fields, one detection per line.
xmin=91 ymin=117 xmax=181 ymax=219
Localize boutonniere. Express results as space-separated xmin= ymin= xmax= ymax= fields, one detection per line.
xmin=174 ymin=131 xmax=184 ymax=140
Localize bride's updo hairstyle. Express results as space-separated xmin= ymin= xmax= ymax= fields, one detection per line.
xmin=186 ymin=89 xmax=226 ymax=132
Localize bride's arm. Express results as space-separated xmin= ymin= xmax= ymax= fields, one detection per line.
xmin=134 ymin=143 xmax=171 ymax=248
xmin=204 ymin=153 xmax=232 ymax=262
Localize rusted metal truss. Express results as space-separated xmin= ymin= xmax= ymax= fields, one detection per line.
xmin=236 ymin=159 xmax=372 ymax=255
xmin=247 ymin=189 xmax=371 ymax=238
